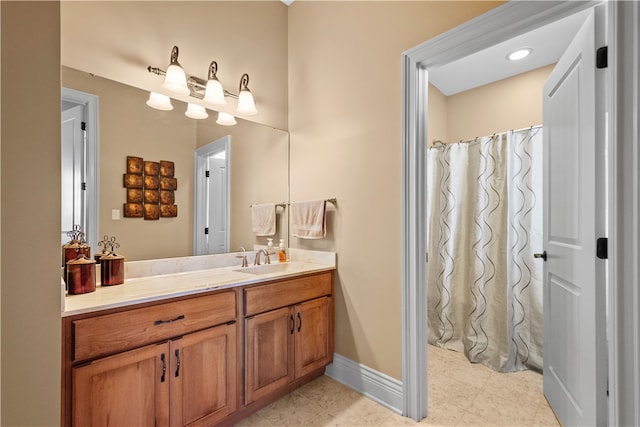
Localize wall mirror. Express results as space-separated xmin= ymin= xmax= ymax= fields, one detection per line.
xmin=61 ymin=66 xmax=289 ymax=261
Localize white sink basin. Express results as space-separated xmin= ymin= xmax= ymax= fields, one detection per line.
xmin=234 ymin=263 xmax=298 ymax=275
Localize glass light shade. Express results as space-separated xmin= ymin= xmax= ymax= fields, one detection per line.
xmin=162 ymin=64 xmax=190 ymax=95
xmin=236 ymin=90 xmax=258 ymax=115
xmin=203 ymin=79 xmax=226 ymax=106
xmin=185 ymin=103 xmax=208 ymax=120
xmin=146 ymin=92 xmax=173 ymax=111
xmin=216 ymin=112 xmax=237 ymax=126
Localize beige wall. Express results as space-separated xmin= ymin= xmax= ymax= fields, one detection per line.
xmin=288 ymin=1 xmax=502 ymax=379
xmin=446 ymin=65 xmax=553 ymax=142
xmin=1 ymin=2 xmax=62 ymax=425
xmin=62 ymin=67 xmax=290 ymax=260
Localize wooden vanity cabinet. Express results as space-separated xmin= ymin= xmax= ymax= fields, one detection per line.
xmin=63 ymin=270 xmax=334 ymax=426
xmin=63 ymin=290 xmax=238 ymax=427
xmin=244 ymin=272 xmax=334 ymax=406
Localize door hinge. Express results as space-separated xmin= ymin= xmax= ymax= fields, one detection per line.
xmin=596 ymin=46 xmax=608 ymax=69
xmin=425 ymin=252 xmax=428 ymax=263
xmin=597 ymin=237 xmax=608 ymax=259
xmin=205 ymin=170 xmax=210 ymax=178
xmin=81 ymin=182 xmax=87 ymax=191
xmin=204 ymin=227 xmax=209 ymax=235
xmin=81 ymin=121 xmax=87 ymax=131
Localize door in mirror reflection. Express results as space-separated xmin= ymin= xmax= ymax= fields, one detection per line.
xmin=194 ymin=136 xmax=230 ymax=255
xmin=61 ymin=87 xmax=98 ymax=251
xmin=61 ymin=104 xmax=85 ymax=245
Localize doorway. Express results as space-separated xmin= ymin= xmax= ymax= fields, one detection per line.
xmin=400 ymin=1 xmax=610 ymax=423
xmin=194 ymin=136 xmax=231 ymax=255
xmin=61 ymin=87 xmax=99 ymax=251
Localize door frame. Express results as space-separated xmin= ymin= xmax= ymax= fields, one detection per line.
xmin=61 ymin=87 xmax=99 ymax=252
xmin=193 ymin=136 xmax=231 ymax=255
xmin=400 ymin=0 xmax=616 ymax=421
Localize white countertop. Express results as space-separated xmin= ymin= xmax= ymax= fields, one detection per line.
xmin=62 ymin=249 xmax=336 ymax=317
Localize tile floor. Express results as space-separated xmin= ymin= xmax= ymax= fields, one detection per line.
xmin=235 ymin=345 xmax=561 ymax=426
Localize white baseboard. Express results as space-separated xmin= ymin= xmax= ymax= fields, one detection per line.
xmin=324 ymin=353 xmax=404 ymax=414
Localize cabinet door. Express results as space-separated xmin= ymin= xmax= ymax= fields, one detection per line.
xmin=170 ymin=323 xmax=237 ymax=427
xmin=72 ymin=342 xmax=170 ymax=427
xmin=295 ymin=296 xmax=333 ymax=378
xmin=245 ymin=306 xmax=295 ymax=404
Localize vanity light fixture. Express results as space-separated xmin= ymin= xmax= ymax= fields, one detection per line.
xmin=507 ymin=48 xmax=532 ymax=61
xmin=216 ymin=112 xmax=237 ymax=126
xmin=146 ymin=92 xmax=173 ymax=111
xmin=147 ymin=45 xmax=259 ymax=123
xmin=162 ymin=46 xmax=190 ymax=95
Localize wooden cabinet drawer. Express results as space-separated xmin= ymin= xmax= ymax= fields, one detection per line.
xmin=73 ymin=291 xmax=236 ymax=362
xmin=244 ymin=272 xmax=332 ymax=317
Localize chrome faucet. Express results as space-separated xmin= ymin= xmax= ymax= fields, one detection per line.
xmin=254 ymin=248 xmax=271 ymax=266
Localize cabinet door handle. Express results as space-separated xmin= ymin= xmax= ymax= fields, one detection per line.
xmin=154 ymin=314 xmax=185 ymax=325
xmin=160 ymin=353 xmax=166 ymax=383
xmin=174 ymin=349 xmax=181 ymax=378
xmin=290 ymin=314 xmax=295 ymax=335
xmin=297 ymin=312 xmax=302 ymax=332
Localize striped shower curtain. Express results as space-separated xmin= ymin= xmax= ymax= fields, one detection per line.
xmin=426 ymin=127 xmax=543 ymax=372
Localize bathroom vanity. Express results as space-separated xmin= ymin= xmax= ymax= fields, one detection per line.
xmin=61 ymin=250 xmax=335 ymax=426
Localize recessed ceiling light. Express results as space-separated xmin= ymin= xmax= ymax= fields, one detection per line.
xmin=507 ymin=48 xmax=532 ymax=61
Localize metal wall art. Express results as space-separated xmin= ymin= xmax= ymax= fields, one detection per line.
xmin=123 ymin=156 xmax=178 ymax=219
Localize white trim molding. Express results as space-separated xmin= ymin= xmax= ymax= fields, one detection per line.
xmin=609 ymin=2 xmax=640 ymax=425
xmin=325 ymin=353 xmax=403 ymax=414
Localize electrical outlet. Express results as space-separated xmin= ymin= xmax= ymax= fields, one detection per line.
xmin=112 ymin=209 xmax=120 ymax=220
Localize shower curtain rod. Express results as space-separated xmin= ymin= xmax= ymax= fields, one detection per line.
xmin=431 ymin=124 xmax=542 ymax=147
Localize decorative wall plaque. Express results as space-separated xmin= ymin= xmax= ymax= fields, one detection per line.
xmin=123 ymin=156 xmax=177 ymax=219
xmin=123 ymin=203 xmax=143 ymax=218
xmin=126 ymin=156 xmax=143 ymax=174
xmin=160 ymin=205 xmax=178 ymax=218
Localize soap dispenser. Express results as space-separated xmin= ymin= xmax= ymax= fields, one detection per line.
xmin=278 ymin=239 xmax=287 ymax=262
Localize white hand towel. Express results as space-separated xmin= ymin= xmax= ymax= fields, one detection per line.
xmin=291 ymin=200 xmax=326 ymax=239
xmin=251 ymin=203 xmax=276 ymax=236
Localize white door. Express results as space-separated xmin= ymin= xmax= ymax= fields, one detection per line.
xmin=194 ymin=137 xmax=230 ymax=255
xmin=207 ymin=153 xmax=228 ymax=253
xmin=542 ymin=8 xmax=607 ymax=426
xmin=61 ymin=104 xmax=85 ymax=245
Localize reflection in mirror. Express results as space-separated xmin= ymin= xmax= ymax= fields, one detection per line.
xmin=61 ymin=66 xmax=289 ymax=261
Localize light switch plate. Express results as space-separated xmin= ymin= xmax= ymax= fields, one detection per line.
xmin=112 ymin=209 xmax=120 ymax=220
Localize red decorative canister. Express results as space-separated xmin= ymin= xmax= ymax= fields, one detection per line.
xmin=62 ymin=241 xmax=91 ymax=267
xmin=100 ymin=252 xmax=125 ymax=286
xmin=66 ymin=255 xmax=96 ymax=295
xmin=62 ymin=225 xmax=91 ymax=285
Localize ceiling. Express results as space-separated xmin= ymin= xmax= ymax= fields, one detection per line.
xmin=428 ymin=10 xmax=590 ymax=96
